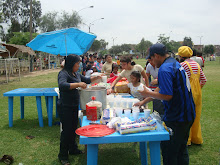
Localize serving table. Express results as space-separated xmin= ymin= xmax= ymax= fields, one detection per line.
xmin=79 ymin=113 xmax=170 ymax=165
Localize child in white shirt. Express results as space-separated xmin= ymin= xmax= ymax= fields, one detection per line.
xmin=85 ymin=64 xmax=93 ymax=77
xmin=127 ymin=71 xmax=151 ymax=101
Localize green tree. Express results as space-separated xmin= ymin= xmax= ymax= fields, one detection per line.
xmin=136 ymin=38 xmax=152 ymax=57
xmin=109 ymin=45 xmax=122 ymax=55
xmin=39 ymin=11 xmax=59 ymax=32
xmin=204 ymin=45 xmax=215 ymax=55
xmin=1 ymin=0 xmax=42 ymax=42
xmin=121 ymin=44 xmax=132 ymax=52
xmin=100 ymin=39 xmax=108 ymax=50
xmin=9 ymin=32 xmax=38 ymax=45
xmin=183 ymin=37 xmax=193 ymax=47
xmin=99 ymin=49 xmax=108 ymax=57
xmin=169 ymin=40 xmax=181 ymax=53
xmin=157 ymin=34 xmax=181 ymax=52
xmin=90 ymin=40 xmax=101 ymax=52
xmin=58 ymin=11 xmax=82 ymax=29
xmin=2 ymin=0 xmax=42 ymax=32
xmin=157 ymin=34 xmax=173 ymax=51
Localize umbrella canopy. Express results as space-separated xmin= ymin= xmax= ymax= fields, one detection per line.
xmin=26 ymin=27 xmax=96 ymax=56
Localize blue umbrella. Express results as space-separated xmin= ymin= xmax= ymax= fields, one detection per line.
xmin=26 ymin=27 xmax=96 ymax=56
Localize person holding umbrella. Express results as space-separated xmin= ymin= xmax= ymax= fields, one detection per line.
xmin=57 ymin=55 xmax=101 ymax=165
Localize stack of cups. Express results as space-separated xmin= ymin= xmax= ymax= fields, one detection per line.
xmin=124 ymin=109 xmax=131 ymax=118
xmin=109 ymin=100 xmax=114 ymax=108
xmin=121 ymin=99 xmax=127 ymax=109
xmin=115 ymin=107 xmax=123 ymax=117
xmin=144 ymin=109 xmax=151 ymax=118
xmin=115 ymin=100 xmax=121 ymax=107
xmin=127 ymin=99 xmax=133 ymax=109
xmin=132 ymin=107 xmax=140 ymax=120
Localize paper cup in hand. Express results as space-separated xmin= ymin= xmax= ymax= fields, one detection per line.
xmin=132 ymin=106 xmax=139 ymax=112
xmin=101 ymin=76 xmax=107 ymax=83
xmin=144 ymin=109 xmax=151 ymax=118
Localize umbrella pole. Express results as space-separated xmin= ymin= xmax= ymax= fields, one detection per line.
xmin=65 ymin=33 xmax=67 ymax=57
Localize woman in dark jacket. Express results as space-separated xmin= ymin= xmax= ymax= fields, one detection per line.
xmin=57 ymin=55 xmax=101 ymax=165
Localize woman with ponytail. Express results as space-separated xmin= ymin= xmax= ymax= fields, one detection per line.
xmin=109 ymin=56 xmax=149 ymax=94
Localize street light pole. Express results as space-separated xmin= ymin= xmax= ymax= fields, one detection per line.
xmin=112 ymin=37 xmax=117 ymax=56
xmin=77 ymin=6 xmax=94 ymax=13
xmin=112 ymin=37 xmax=117 ymax=46
xmin=197 ymin=36 xmax=203 ymax=51
xmin=197 ymin=36 xmax=203 ymax=45
xmin=88 ymin=18 xmax=104 ymax=33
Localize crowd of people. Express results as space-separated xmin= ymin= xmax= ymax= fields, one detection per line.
xmin=57 ymin=44 xmax=207 ymax=165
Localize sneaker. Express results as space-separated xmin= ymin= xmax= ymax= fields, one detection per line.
xmin=59 ymin=159 xmax=71 ymax=165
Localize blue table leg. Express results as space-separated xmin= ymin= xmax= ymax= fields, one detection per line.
xmin=48 ymin=96 xmax=53 ymax=127
xmin=149 ymin=141 xmax=161 ymax=165
xmin=140 ymin=142 xmax=148 ymax=165
xmin=87 ymin=144 xmax=98 ymax=165
xmin=45 ymin=96 xmax=48 ymax=114
xmin=8 ymin=97 xmax=14 ymax=127
xmin=20 ymin=96 xmax=24 ymax=119
xmin=56 ymin=96 xmax=59 ymax=118
xmin=36 ymin=96 xmax=44 ymax=127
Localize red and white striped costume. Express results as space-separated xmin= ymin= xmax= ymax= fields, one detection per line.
xmin=181 ymin=59 xmax=207 ymax=87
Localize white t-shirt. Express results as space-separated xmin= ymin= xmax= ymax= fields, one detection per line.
xmin=146 ymin=63 xmax=159 ymax=79
xmin=127 ymin=83 xmax=151 ymax=101
xmin=85 ymin=70 xmax=93 ymax=77
xmin=190 ymin=56 xmax=203 ymax=68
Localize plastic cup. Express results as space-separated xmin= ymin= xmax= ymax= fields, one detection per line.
xmin=115 ymin=107 xmax=123 ymax=117
xmin=127 ymin=101 xmax=133 ymax=108
xmin=101 ymin=76 xmax=107 ymax=83
xmin=121 ymin=100 xmax=127 ymax=108
xmin=144 ymin=109 xmax=151 ymax=118
xmin=109 ymin=101 xmax=114 ymax=108
xmin=133 ymin=110 xmax=140 ymax=120
xmin=132 ymin=106 xmax=139 ymax=112
xmin=124 ymin=109 xmax=131 ymax=118
xmin=116 ymin=100 xmax=121 ymax=107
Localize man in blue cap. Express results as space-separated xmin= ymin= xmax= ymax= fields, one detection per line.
xmin=140 ymin=43 xmax=195 ymax=165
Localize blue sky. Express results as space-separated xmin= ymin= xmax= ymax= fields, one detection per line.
xmin=40 ymin=0 xmax=220 ymax=47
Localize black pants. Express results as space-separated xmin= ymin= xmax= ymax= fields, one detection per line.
xmin=153 ymin=99 xmax=164 ymax=117
xmin=57 ymin=101 xmax=79 ymax=160
xmin=161 ymin=121 xmax=193 ymax=165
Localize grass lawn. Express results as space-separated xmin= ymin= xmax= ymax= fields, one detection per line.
xmin=0 ymin=58 xmax=219 ymax=165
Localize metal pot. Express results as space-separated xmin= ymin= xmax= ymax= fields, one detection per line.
xmin=79 ymin=86 xmax=107 ymax=110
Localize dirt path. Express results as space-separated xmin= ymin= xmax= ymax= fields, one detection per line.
xmin=23 ymin=68 xmax=60 ymax=77
xmin=0 ymin=68 xmax=61 ymax=83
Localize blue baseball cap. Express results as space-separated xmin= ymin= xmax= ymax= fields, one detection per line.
xmin=146 ymin=43 xmax=166 ymax=59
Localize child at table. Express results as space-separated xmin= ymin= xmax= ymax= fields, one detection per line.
xmin=127 ymin=71 xmax=151 ymax=102
xmin=110 ymin=63 xmax=119 ymax=78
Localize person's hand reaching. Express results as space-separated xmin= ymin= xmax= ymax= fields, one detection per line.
xmin=79 ymin=82 xmax=87 ymax=89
